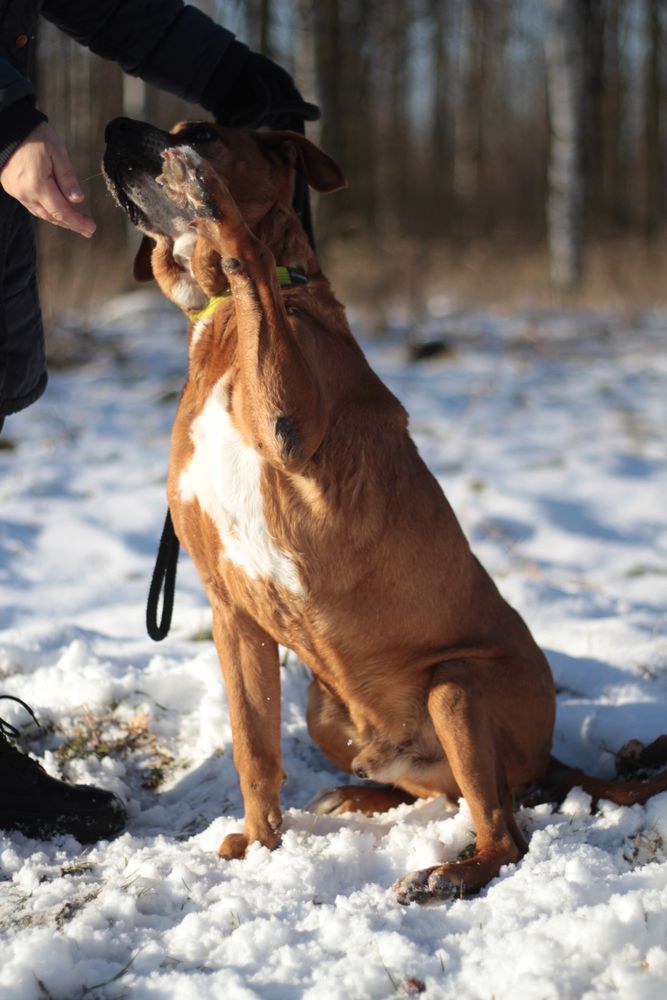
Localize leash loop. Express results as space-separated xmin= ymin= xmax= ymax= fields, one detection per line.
xmin=146 ymin=509 xmax=180 ymax=641
xmin=0 ymin=695 xmax=41 ymax=738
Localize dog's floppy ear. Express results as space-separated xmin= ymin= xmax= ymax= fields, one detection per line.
xmin=133 ymin=236 xmax=155 ymax=282
xmin=255 ymin=130 xmax=346 ymax=193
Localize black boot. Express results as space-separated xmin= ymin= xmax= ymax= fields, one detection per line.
xmin=0 ymin=696 xmax=127 ymax=843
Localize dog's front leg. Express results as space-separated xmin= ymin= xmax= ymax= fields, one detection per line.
xmin=211 ymin=601 xmax=283 ymax=860
xmin=160 ymin=146 xmax=328 ymax=473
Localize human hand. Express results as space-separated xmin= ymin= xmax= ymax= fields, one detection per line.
xmin=215 ymin=51 xmax=319 ymax=131
xmin=0 ymin=123 xmax=96 ymax=237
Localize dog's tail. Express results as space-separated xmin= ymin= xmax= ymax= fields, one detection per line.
xmin=520 ymin=734 xmax=667 ymax=809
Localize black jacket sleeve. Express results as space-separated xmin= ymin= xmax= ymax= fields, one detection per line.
xmin=0 ymin=61 xmax=47 ymax=171
xmin=40 ymin=1 xmax=318 ymax=128
xmin=0 ymin=58 xmax=35 ymax=111
xmin=41 ymin=0 xmax=240 ymax=104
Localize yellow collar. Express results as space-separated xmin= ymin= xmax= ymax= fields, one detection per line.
xmin=186 ymin=266 xmax=308 ymax=322
xmin=186 ymin=292 xmax=230 ymax=323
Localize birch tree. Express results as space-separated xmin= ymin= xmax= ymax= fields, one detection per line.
xmin=643 ymin=0 xmax=662 ymax=241
xmin=544 ymin=0 xmax=585 ymax=291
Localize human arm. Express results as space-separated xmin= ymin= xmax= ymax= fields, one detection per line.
xmin=41 ymin=0 xmax=318 ymax=127
xmin=0 ymin=59 xmax=46 ymax=171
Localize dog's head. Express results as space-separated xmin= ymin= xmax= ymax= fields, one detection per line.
xmin=102 ymin=117 xmax=345 ymax=308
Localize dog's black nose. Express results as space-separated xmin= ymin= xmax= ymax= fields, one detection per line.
xmin=353 ymin=767 xmax=368 ymax=780
xmin=104 ymin=117 xmax=142 ymax=143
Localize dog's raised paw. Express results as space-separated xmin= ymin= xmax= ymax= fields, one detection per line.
xmin=157 ymin=147 xmax=219 ymax=217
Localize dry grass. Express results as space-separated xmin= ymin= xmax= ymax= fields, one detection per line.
xmin=54 ymin=709 xmax=174 ymax=790
xmin=38 ymin=231 xmax=667 ymax=332
xmin=324 ymin=233 xmax=667 ymax=324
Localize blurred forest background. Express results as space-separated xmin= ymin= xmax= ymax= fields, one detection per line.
xmin=32 ymin=0 xmax=667 ymax=329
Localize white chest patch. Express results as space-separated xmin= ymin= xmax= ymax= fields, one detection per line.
xmin=172 ymin=231 xmax=198 ymax=269
xmin=189 ymin=315 xmax=211 ymax=349
xmin=169 ymin=232 xmax=207 ymax=312
xmin=179 ymin=378 xmax=303 ymax=594
xmin=170 ymin=275 xmax=207 ymax=311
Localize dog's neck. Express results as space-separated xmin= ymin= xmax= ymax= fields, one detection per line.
xmin=251 ymin=200 xmax=320 ymax=278
xmin=165 ymin=201 xmax=322 ymax=322
xmin=181 ymin=200 xmax=325 ymax=346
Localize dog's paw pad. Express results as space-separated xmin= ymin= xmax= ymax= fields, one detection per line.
xmin=393 ymin=866 xmax=459 ymax=906
xmin=393 ymin=868 xmax=433 ymax=906
xmin=157 ymin=147 xmax=217 ymax=216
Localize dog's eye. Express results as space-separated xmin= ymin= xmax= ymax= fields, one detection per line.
xmin=176 ymin=125 xmax=217 ymax=145
xmin=192 ymin=127 xmax=216 ymax=143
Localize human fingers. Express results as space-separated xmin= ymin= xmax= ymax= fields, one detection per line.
xmin=48 ymin=132 xmax=86 ymax=205
xmin=0 ymin=123 xmax=95 ymax=236
xmin=37 ymin=176 xmax=96 ymax=237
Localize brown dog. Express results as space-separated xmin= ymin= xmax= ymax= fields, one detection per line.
xmin=103 ymin=118 xmax=667 ymax=903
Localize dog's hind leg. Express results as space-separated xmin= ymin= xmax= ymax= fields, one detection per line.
xmin=308 ymin=786 xmax=416 ymax=817
xmin=394 ymin=661 xmax=526 ymax=904
xmin=305 ymin=678 xmax=416 ymax=816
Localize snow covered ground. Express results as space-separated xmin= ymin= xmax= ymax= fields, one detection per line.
xmin=1 ymin=292 xmax=666 ymax=999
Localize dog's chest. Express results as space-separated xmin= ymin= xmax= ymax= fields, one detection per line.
xmin=178 ymin=377 xmax=303 ymax=594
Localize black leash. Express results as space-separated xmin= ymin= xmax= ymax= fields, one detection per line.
xmin=0 ymin=695 xmax=41 ymax=737
xmin=146 ymin=508 xmax=180 ymax=641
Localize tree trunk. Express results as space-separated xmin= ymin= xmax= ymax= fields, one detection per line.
xmin=387 ymin=0 xmax=412 ymax=232
xmin=313 ymin=0 xmax=345 ymax=244
xmin=343 ymin=0 xmax=379 ymax=232
xmin=294 ymin=0 xmax=317 ymax=109
xmin=454 ymin=0 xmax=489 ymax=213
xmin=244 ymin=0 xmax=274 ymax=59
xmin=643 ymin=0 xmax=661 ymax=242
xmin=544 ymin=0 xmax=585 ymax=292
xmin=601 ymin=0 xmax=626 ymax=227
xmin=583 ymin=0 xmax=605 ymax=229
xmin=427 ymin=0 xmax=452 ymax=236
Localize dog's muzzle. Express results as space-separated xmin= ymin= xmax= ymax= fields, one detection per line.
xmin=102 ymin=117 xmax=177 ymax=233
xmin=103 ymin=116 xmax=170 ymax=173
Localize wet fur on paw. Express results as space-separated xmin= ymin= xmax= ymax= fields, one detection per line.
xmin=157 ymin=146 xmax=220 ymax=218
